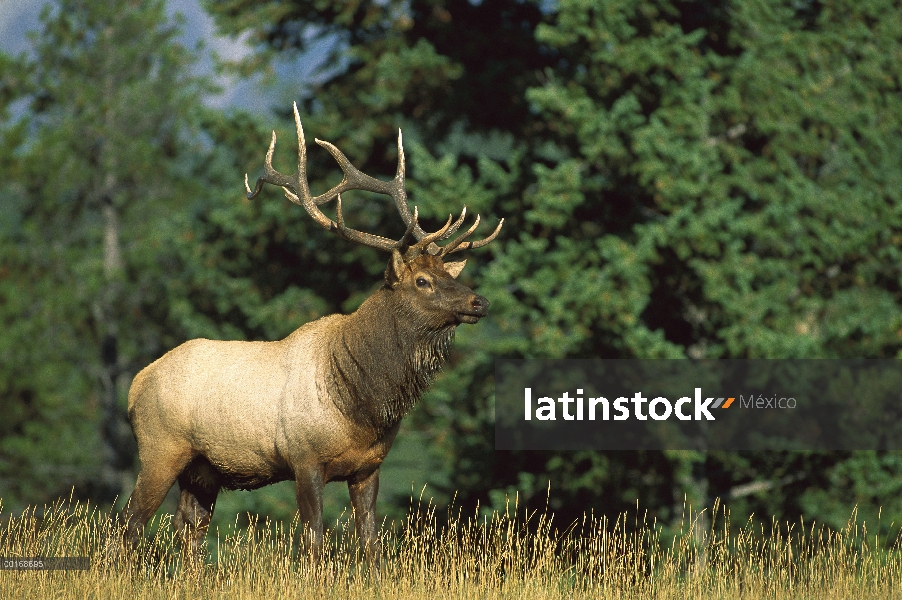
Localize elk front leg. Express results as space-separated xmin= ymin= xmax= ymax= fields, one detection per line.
xmin=349 ymin=468 xmax=380 ymax=566
xmin=294 ymin=469 xmax=325 ymax=559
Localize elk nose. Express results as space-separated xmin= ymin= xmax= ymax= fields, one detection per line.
xmin=471 ymin=294 xmax=489 ymax=315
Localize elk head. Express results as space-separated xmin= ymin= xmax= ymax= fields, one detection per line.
xmin=245 ymin=103 xmax=503 ymax=327
xmin=385 ymin=252 xmax=490 ymax=327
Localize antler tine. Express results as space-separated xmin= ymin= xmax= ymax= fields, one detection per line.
xmin=245 ymin=130 xmax=300 ymax=200
xmin=390 ymin=129 xmax=428 ymax=241
xmin=244 ymin=173 xmax=259 ymax=198
xmin=439 ymin=206 xmax=468 ymax=240
xmin=397 ymin=205 xmax=419 ymax=250
xmin=291 ymin=103 xmax=311 ymax=205
xmin=441 ymin=217 xmax=505 ymax=255
xmin=396 ymin=129 xmax=405 ymax=179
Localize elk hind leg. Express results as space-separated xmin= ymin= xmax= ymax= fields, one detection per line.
xmin=173 ymin=457 xmax=221 ymax=558
xmin=121 ymin=453 xmax=189 ymax=549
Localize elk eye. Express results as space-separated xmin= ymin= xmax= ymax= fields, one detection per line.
xmin=416 ymin=276 xmax=430 ymax=288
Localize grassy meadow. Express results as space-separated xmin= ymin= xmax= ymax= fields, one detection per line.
xmin=0 ymin=496 xmax=898 ymax=599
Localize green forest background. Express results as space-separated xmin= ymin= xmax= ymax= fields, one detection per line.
xmin=1 ymin=0 xmax=901 ymax=538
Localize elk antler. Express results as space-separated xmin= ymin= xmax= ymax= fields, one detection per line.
xmin=246 ymin=102 xmax=503 ymax=258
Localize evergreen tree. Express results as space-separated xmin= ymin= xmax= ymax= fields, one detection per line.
xmin=0 ymin=0 xmax=213 ymax=506
xmin=517 ymin=0 xmax=902 ymax=528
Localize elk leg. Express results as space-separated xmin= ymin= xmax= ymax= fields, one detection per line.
xmin=121 ymin=455 xmax=187 ymax=548
xmin=348 ymin=468 xmax=381 ymax=566
xmin=294 ymin=469 xmax=325 ymax=558
xmin=173 ymin=465 xmax=220 ymax=558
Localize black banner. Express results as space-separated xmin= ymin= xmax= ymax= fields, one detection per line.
xmin=495 ymin=359 xmax=902 ymax=450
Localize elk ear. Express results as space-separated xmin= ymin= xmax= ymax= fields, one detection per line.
xmin=385 ymin=249 xmax=406 ymax=288
xmin=444 ymin=259 xmax=467 ymax=279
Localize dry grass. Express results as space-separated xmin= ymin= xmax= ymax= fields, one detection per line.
xmin=0 ymin=495 xmax=898 ymax=599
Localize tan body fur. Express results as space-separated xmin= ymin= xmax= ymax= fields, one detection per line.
xmin=130 ymin=316 xmax=387 ymax=491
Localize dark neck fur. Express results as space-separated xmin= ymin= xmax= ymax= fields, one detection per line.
xmin=325 ymin=287 xmax=456 ymax=433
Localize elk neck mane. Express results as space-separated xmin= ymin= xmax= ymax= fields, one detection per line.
xmin=323 ymin=285 xmax=456 ymax=433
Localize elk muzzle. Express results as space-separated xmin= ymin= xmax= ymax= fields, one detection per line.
xmin=457 ymin=293 xmax=489 ymax=324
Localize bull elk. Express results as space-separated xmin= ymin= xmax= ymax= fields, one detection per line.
xmin=121 ymin=103 xmax=502 ymax=561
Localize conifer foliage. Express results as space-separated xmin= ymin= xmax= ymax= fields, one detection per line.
xmin=1 ymin=0 xmax=901 ymax=529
